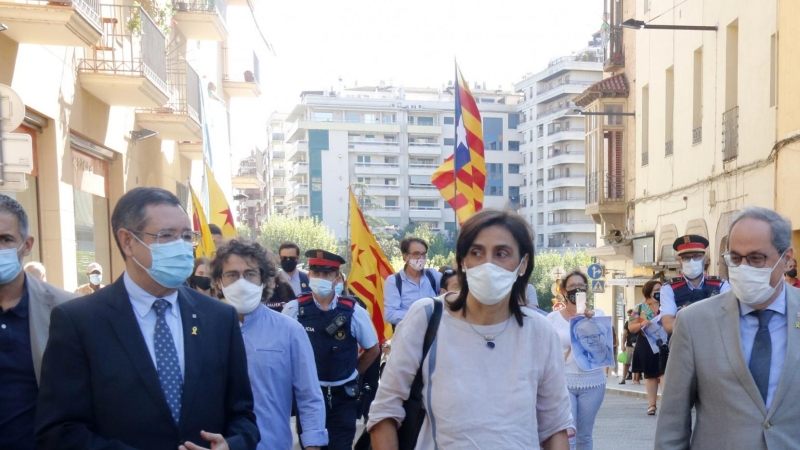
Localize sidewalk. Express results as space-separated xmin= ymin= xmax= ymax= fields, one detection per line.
xmin=605 ymin=373 xmax=663 ymax=401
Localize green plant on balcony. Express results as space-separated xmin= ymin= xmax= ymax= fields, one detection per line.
xmin=128 ymin=0 xmax=174 ymax=36
xmin=126 ymin=3 xmax=143 ymax=35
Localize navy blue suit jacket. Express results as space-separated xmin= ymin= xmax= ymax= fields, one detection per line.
xmin=34 ymin=276 xmax=259 ymax=450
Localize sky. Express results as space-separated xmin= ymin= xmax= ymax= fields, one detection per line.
xmin=230 ymin=0 xmax=602 ymax=160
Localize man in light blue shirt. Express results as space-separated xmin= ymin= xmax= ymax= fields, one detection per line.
xmin=382 ymin=237 xmax=442 ymax=325
xmin=210 ymin=239 xmax=327 ymax=450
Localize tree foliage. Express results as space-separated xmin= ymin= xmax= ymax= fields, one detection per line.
xmin=529 ymin=250 xmax=594 ymax=312
xmin=236 ymin=223 xmax=253 ymax=240
xmin=257 ymin=215 xmax=338 ymax=259
xmin=388 ymin=223 xmax=456 ymax=271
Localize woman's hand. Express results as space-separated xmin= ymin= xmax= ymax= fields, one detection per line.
xmin=642 ymin=320 xmax=651 ymax=328
xmin=583 ymin=309 xmax=595 ymax=319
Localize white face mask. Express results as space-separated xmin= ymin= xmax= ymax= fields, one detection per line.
xmin=729 ymin=252 xmax=785 ymax=306
xmin=221 ymin=279 xmax=263 ymax=315
xmin=681 ymin=258 xmax=704 ymax=280
xmin=408 ymin=258 xmax=426 ymax=271
xmin=464 ymin=258 xmax=525 ymax=306
xmin=88 ymin=274 xmax=102 ymax=285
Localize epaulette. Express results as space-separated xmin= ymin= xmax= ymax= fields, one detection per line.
xmin=705 ymin=276 xmax=722 ymax=283
xmin=667 ymin=277 xmax=686 ymax=285
xmin=336 ymin=296 xmax=357 ymax=310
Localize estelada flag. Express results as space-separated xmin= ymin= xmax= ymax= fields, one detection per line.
xmin=431 ymin=62 xmax=486 ymax=224
xmin=190 ymin=186 xmax=216 ymax=259
xmin=347 ymin=188 xmax=394 ymax=343
xmin=205 ymin=163 xmax=237 ymax=237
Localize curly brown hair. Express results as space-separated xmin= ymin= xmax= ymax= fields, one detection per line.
xmin=209 ymin=239 xmax=277 ymax=299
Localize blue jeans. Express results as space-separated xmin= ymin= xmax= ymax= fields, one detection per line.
xmin=568 ymin=384 xmax=606 ymax=450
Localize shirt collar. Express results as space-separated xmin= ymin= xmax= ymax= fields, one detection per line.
xmin=281 ymin=270 xmax=299 ymax=281
xmin=241 ymin=303 xmax=267 ymax=329
xmin=739 ymin=281 xmax=787 ymax=317
xmin=124 ymin=271 xmax=180 ymax=319
xmin=684 ymin=274 xmax=706 ymax=290
xmin=311 ymin=294 xmax=338 ymax=311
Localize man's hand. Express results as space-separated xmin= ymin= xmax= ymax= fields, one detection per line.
xmin=179 ymin=431 xmax=229 ymax=450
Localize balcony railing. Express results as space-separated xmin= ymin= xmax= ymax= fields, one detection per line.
xmin=549 ymin=126 xmax=586 ymax=137
xmin=537 ymin=80 xmax=596 ymax=96
xmin=536 ymin=179 xmax=544 ymax=187
xmin=78 ymin=4 xmax=167 ymax=93
xmin=223 ymin=47 xmax=259 ymax=84
xmin=547 ymin=197 xmax=586 ymax=204
xmin=547 ymin=219 xmax=595 ymax=225
xmin=693 ymin=127 xmax=702 ymax=145
xmin=665 ymin=140 xmax=673 ymax=156
xmin=355 ymin=163 xmax=400 ymax=169
xmin=162 ymin=58 xmax=201 ymax=123
xmin=587 ymin=170 xmax=625 ymax=203
xmin=548 ymin=149 xmax=586 ymax=158
xmin=722 ymin=106 xmax=739 ymax=161
xmin=537 ymin=102 xmax=579 ymax=120
xmin=547 ymin=173 xmax=585 ymax=181
xmin=174 ymin=0 xmax=227 ymax=21
xmin=603 ymin=27 xmax=625 ymax=68
xmin=547 ymin=52 xmax=602 ymax=68
xmin=642 ymin=151 xmax=649 ymax=167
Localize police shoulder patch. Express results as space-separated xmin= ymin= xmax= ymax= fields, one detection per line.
xmin=668 ymin=277 xmax=685 ymax=285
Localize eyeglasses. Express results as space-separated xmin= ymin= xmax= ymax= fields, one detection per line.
xmin=678 ymin=253 xmax=705 ymax=262
xmin=132 ymin=230 xmax=199 ymax=245
xmin=578 ymin=333 xmax=602 ymax=343
xmin=222 ymin=270 xmax=261 ymax=285
xmin=722 ymin=251 xmax=775 ymax=268
xmin=407 ymin=252 xmax=427 ymax=259
xmin=442 ymin=269 xmax=456 ymax=275
xmin=566 ymin=283 xmax=588 ymax=290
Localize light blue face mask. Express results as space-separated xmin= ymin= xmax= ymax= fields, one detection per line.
xmin=132 ymin=234 xmax=195 ymax=289
xmin=309 ymin=277 xmax=333 ymax=298
xmin=0 ymin=243 xmax=24 ymax=285
xmin=334 ymin=283 xmax=343 ymax=296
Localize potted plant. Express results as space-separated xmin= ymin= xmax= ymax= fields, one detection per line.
xmin=126 ymin=3 xmax=143 ymax=36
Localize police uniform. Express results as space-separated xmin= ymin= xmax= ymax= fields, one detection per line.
xmin=282 ymin=250 xmax=379 ymax=450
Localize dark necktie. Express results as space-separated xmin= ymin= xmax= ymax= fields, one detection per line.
xmin=153 ymin=299 xmax=183 ymax=423
xmin=748 ymin=309 xmax=775 ymax=405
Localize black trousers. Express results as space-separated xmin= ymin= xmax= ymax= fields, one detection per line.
xmin=297 ymin=386 xmax=360 ymax=450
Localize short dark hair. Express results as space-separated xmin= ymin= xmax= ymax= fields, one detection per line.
xmin=627 ymin=308 xmax=634 ymax=315
xmin=208 ymin=223 xmax=222 ymax=236
xmin=400 ymin=237 xmax=428 ymax=255
xmin=448 ymin=209 xmax=534 ymax=327
xmin=278 ymin=241 xmax=300 ymax=257
xmin=111 ymin=187 xmax=183 ymax=259
xmin=440 ymin=269 xmax=458 ymax=291
xmin=642 ymin=279 xmax=662 ymax=299
xmin=0 ymin=194 xmax=29 ymax=238
xmin=209 ymin=239 xmax=277 ymax=299
xmin=560 ymin=270 xmax=588 ymax=292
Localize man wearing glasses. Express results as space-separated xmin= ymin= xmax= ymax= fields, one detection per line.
xmin=656 ymin=207 xmax=800 ymax=449
xmin=36 ymin=187 xmax=259 ymax=450
xmin=660 ymin=235 xmax=730 ymax=335
xmin=383 ymin=237 xmax=442 ymax=326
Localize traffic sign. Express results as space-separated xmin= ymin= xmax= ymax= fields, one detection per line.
xmin=0 ymin=84 xmax=24 ymax=133
xmin=549 ymin=266 xmax=566 ymax=281
xmin=587 ymin=264 xmax=604 ymax=279
xmin=591 ymin=280 xmax=605 ymax=293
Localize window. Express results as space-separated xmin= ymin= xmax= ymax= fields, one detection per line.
xmin=417 ymin=116 xmax=434 ymax=126
xmin=272 ymin=132 xmax=284 ymax=141
xmin=382 ymin=114 xmax=396 ymax=124
xmin=384 ymin=135 xmax=396 ymax=142
xmin=409 ymin=175 xmax=429 ymax=185
xmin=508 ymin=113 xmax=520 ymax=129
xmin=365 ymin=135 xmax=375 ymax=141
xmin=345 ymin=113 xmax=360 ymax=123
xmin=348 ymin=133 xmax=359 ymax=141
xmin=445 ymin=222 xmax=456 ymax=231
xmin=693 ymin=47 xmax=704 ymax=138
xmin=486 ymin=163 xmax=503 ymax=196
xmin=385 ymin=198 xmax=397 ymax=207
xmin=479 ymin=98 xmax=495 ymax=103
xmin=509 ymin=141 xmax=520 ymax=151
xmin=444 ymin=138 xmax=455 ymax=146
xmin=665 ymin=66 xmax=674 ymax=154
xmin=726 ymin=21 xmax=738 ymax=111
xmin=508 ymin=186 xmax=520 ymax=208
xmin=604 ymin=104 xmax=624 ymax=126
xmin=509 ymin=164 xmax=521 ymax=174
xmin=444 ymin=201 xmax=452 ymax=209
xmin=385 ymin=178 xmax=397 ymax=185
xmin=444 ymin=116 xmax=455 ymax=125
xmin=312 ymin=112 xmax=333 ymax=122
xmin=364 ymin=114 xmax=378 ymax=124
xmin=770 ymin=34 xmax=777 ymax=107
xmin=483 ymin=117 xmax=504 ymax=150
xmin=408 ymin=116 xmax=415 ymax=124
xmin=642 ymin=85 xmax=650 ymax=165
xmin=357 ymin=156 xmax=371 ymax=163
xmin=357 ymin=177 xmax=371 ymax=184
xmin=418 ymin=200 xmax=435 ymax=208
xmin=385 ymin=157 xmax=398 ymax=164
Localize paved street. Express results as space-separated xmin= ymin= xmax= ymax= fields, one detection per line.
xmin=594 ymin=391 xmax=656 ymax=450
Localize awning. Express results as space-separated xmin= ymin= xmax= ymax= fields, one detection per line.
xmin=607 ymin=277 xmax=651 ymax=287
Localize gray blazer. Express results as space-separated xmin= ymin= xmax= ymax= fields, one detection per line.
xmin=655 ymin=285 xmax=800 ymax=450
xmin=27 ymin=274 xmax=79 ymax=383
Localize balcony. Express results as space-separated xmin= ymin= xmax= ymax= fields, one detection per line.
xmin=408 ymin=185 xmax=440 ymax=198
xmin=290 ymin=161 xmax=308 ymax=181
xmin=273 ymin=187 xmax=286 ymax=196
xmin=603 ymin=27 xmax=625 ymax=70
xmin=222 ymin=47 xmax=260 ymax=97
xmin=177 ymin=141 xmax=203 ymax=160
xmin=547 ymin=196 xmax=587 ymax=211
xmin=232 ymin=167 xmax=263 ymax=189
xmin=409 ymin=207 xmax=442 ymax=219
xmin=285 ymin=140 xmax=307 ymax=162
xmin=408 ymin=143 xmax=442 ymax=156
xmin=693 ymin=127 xmax=702 ymax=145
xmin=370 ymin=206 xmax=401 ymax=218
xmin=0 ymin=0 xmax=102 ymax=46
xmin=289 ymin=183 xmax=309 ymax=199
xmin=536 ymin=80 xmax=596 ymax=103
xmin=355 ymin=163 xmax=400 ymax=175
xmin=547 ymin=127 xmax=586 ymax=143
xmin=547 ymin=149 xmax=585 ymax=166
xmin=272 ymin=167 xmax=286 ymax=177
xmin=135 ymin=58 xmax=202 ymax=141
xmin=78 ymin=5 xmax=168 ymax=108
xmin=585 ymin=170 xmax=625 ymax=222
xmin=408 ymin=121 xmax=441 ymax=135
xmin=546 ymin=219 xmax=596 ymax=233
xmin=172 ymin=0 xmax=227 ymax=41
xmin=722 ymin=106 xmax=738 ymax=161
xmin=408 ymin=163 xmax=438 ymax=176
xmin=547 ymin=173 xmax=585 ymax=188
xmin=365 ymin=184 xmax=401 ymax=196
xmin=536 ymin=101 xmax=580 ymax=121
xmin=349 ymin=141 xmax=400 ymax=155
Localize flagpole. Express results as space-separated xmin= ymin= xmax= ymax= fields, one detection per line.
xmin=453 ymin=59 xmax=459 ymax=234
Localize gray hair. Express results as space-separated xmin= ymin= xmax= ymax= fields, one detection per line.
xmin=0 ymin=194 xmax=30 ymax=238
xmin=728 ymin=206 xmax=792 ymax=253
xmin=24 ymin=261 xmax=45 ymax=278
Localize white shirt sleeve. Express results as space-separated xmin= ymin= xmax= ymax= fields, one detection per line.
xmin=282 ymin=300 xmax=299 ymax=319
xmin=352 ymin=305 xmax=379 ymax=349
xmin=660 ymin=284 xmax=677 ymax=316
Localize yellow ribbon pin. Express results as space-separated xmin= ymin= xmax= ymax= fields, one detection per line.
xmin=795 ymin=322 xmax=800 ymax=329
xmin=192 ymin=326 xmax=198 ymax=335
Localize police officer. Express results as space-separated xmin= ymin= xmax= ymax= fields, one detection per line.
xmin=660 ymin=235 xmax=730 ymax=335
xmin=283 ymin=249 xmax=381 ymax=450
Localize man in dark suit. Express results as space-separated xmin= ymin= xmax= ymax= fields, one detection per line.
xmin=35 ymin=187 xmax=259 ymax=450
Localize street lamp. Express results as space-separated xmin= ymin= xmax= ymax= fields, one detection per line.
xmin=620 ymin=18 xmax=717 ymax=31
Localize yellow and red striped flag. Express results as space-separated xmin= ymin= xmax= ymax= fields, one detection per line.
xmin=190 ymin=186 xmax=216 ymax=259
xmin=431 ymin=63 xmax=486 ymax=224
xmin=347 ymin=188 xmax=394 ymax=343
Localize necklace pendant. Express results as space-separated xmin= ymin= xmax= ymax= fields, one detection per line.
xmin=486 ymin=341 xmax=496 ymax=349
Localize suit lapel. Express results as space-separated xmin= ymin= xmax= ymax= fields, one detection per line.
xmin=767 ymin=285 xmax=800 ymax=419
xmin=718 ymin=293 xmax=767 ymax=415
xmin=106 ymin=277 xmax=177 ymax=428
xmin=27 ymin=275 xmax=54 ymax=384
xmin=177 ymin=288 xmax=205 ymax=428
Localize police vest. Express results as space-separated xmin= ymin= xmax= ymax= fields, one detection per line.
xmin=298 ymin=272 xmax=311 ymax=295
xmin=668 ymin=276 xmax=723 ymax=309
xmin=297 ymin=295 xmax=359 ymax=383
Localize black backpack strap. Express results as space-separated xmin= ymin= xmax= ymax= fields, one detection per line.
xmin=407 ymin=298 xmax=443 ymax=404
xmin=395 ymin=272 xmax=403 ymax=296
xmin=424 ymin=269 xmax=438 ymax=293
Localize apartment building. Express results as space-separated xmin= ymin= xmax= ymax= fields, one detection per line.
xmin=232 ymin=148 xmax=265 ymax=236
xmin=268 ymin=83 xmax=523 ymax=239
xmin=516 ymin=39 xmax=603 ymax=253
xmin=0 ymin=0 xmax=261 ymax=288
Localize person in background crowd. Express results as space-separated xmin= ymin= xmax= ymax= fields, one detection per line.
xmin=368 ymin=209 xmax=571 ymax=449
xmin=283 ymin=249 xmax=380 ymax=450
xmin=34 ymin=187 xmax=259 ymax=450
xmin=187 ymin=257 xmax=213 ymax=297
xmin=383 ymin=237 xmax=442 ymax=325
xmin=263 ymin=250 xmax=295 ymax=312
xmin=75 ymin=262 xmax=105 ymax=295
xmin=439 ymin=267 xmax=459 ymax=294
xmin=0 ymin=195 xmax=77 ymax=450
xmin=208 ymin=223 xmax=224 ymax=246
xmin=278 ymin=241 xmax=310 ymax=297
xmin=784 ymin=258 xmax=800 ymax=288
xmin=656 ymin=207 xmax=800 ymax=449
xmin=628 ymin=280 xmax=664 ymax=415
xmin=619 ymin=309 xmax=640 ymax=385
xmin=23 ymin=261 xmax=46 ymax=282
xmin=548 ymin=270 xmax=607 ymax=450
xmin=210 ymin=239 xmax=327 ymax=450
xmin=660 ymin=235 xmax=730 ymax=335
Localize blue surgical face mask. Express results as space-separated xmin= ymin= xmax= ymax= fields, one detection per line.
xmin=334 ymin=283 xmax=343 ymax=296
xmin=309 ymin=277 xmax=333 ymax=298
xmin=0 ymin=243 xmax=24 ymax=285
xmin=132 ymin=234 xmax=195 ymax=289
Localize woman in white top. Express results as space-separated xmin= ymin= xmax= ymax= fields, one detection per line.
xmin=547 ymin=270 xmax=606 ymax=450
xmin=367 ymin=209 xmax=572 ymax=450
